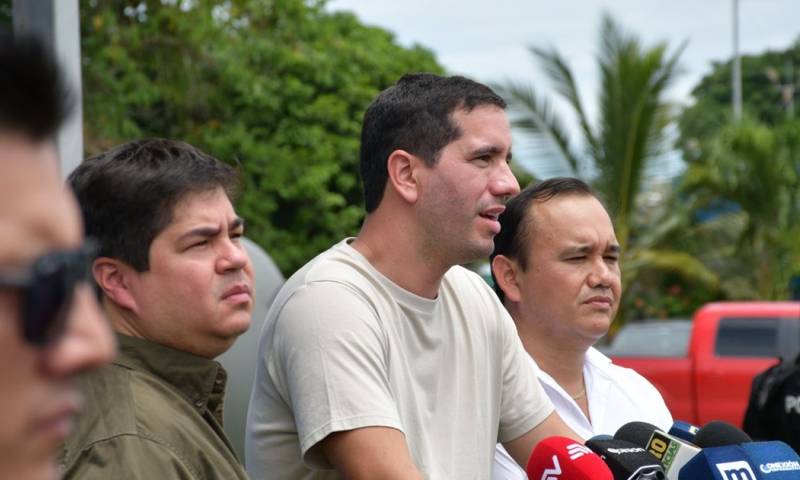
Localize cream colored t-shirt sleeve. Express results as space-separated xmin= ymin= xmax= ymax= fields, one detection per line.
xmin=495 ymin=306 xmax=554 ymax=443
xmin=270 ymin=281 xmax=403 ymax=468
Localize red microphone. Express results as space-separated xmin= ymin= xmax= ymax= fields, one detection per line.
xmin=526 ymin=436 xmax=613 ymax=480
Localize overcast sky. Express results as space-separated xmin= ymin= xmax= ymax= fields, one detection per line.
xmin=327 ymin=0 xmax=799 ymax=178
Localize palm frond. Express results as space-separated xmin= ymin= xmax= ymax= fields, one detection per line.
xmin=495 ymin=80 xmax=582 ymax=174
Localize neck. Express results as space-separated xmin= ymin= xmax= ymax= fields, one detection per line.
xmin=352 ymin=212 xmax=448 ymax=299
xmin=103 ymin=298 xmax=145 ymax=340
xmin=513 ymin=309 xmax=587 ymax=394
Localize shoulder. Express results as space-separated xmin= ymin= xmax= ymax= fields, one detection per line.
xmin=63 ymin=362 xmax=138 ymax=458
xmin=62 ymin=434 xmax=198 ymax=480
xmin=441 ymin=266 xmax=506 ymax=316
xmin=270 ymin=242 xmax=383 ymax=321
xmin=588 ymin=348 xmax=673 ymax=427
xmin=594 ymin=350 xmax=663 ymax=398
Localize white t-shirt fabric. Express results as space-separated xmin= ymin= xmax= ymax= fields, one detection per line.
xmin=245 ymin=239 xmax=554 ymax=480
xmin=492 ymin=347 xmax=673 ymax=479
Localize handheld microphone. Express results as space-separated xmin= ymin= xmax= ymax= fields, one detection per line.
xmin=526 ymin=436 xmax=613 ymax=480
xmin=586 ymin=436 xmax=666 ymax=479
xmin=669 ymin=421 xmax=700 ymax=443
xmin=741 ymin=441 xmax=800 ymax=479
xmin=694 ymin=421 xmax=753 ymax=448
xmin=678 ymin=445 xmax=763 ymax=480
xmin=614 ymin=421 xmax=701 ymax=479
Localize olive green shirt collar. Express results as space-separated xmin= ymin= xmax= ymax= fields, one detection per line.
xmin=115 ymin=334 xmax=228 ymax=424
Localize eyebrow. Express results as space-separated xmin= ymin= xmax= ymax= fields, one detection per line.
xmin=470 ymin=145 xmax=513 ymax=161
xmin=178 ymin=217 xmax=245 ymax=242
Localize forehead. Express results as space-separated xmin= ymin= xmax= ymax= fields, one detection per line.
xmin=0 ymin=134 xmax=82 ymax=267
xmin=448 ymin=105 xmax=511 ymax=144
xmin=160 ymin=187 xmax=236 ymax=233
xmin=527 ymin=194 xmax=616 ymax=248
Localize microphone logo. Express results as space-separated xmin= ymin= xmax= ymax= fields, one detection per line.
xmin=566 ymin=443 xmax=591 ymax=460
xmin=715 ymin=460 xmax=758 ymax=480
xmin=540 ymin=455 xmax=562 ymax=480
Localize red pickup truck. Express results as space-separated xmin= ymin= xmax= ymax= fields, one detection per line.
xmin=604 ymin=302 xmax=800 ymax=427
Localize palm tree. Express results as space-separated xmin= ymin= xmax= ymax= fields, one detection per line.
xmin=681 ymin=119 xmax=800 ymax=299
xmin=497 ymin=14 xmax=718 ymax=324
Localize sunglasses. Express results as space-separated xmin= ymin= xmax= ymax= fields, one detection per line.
xmin=0 ymin=239 xmax=96 ymax=346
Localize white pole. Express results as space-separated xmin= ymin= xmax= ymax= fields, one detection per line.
xmin=12 ymin=0 xmax=83 ymax=179
xmin=732 ymin=0 xmax=742 ymax=121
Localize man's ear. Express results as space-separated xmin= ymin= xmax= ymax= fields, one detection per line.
xmin=386 ymin=149 xmax=422 ymax=204
xmin=492 ymin=255 xmax=522 ymax=303
xmin=92 ymin=257 xmax=140 ymax=313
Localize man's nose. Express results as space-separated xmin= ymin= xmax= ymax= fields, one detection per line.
xmin=491 ymin=161 xmax=520 ymax=199
xmin=216 ymin=238 xmax=251 ymax=274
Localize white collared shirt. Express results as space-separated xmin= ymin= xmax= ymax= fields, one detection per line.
xmin=492 ymin=347 xmax=673 ymax=479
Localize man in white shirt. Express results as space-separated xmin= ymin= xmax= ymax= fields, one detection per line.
xmin=246 ymin=74 xmax=579 ymax=479
xmin=489 ymin=177 xmax=673 ymax=479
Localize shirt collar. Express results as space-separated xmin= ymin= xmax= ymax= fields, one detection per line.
xmin=114 ymin=334 xmax=228 ymax=424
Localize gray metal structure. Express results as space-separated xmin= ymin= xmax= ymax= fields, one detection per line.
xmin=218 ymin=237 xmax=285 ymax=461
xmin=13 ymin=0 xmax=83 ymax=178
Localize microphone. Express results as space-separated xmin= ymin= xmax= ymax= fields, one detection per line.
xmin=694 ymin=421 xmax=753 ymax=448
xmin=741 ymin=441 xmax=800 ymax=479
xmin=668 ymin=421 xmax=699 ymax=443
xmin=678 ymin=445 xmax=763 ymax=480
xmin=585 ymin=436 xmax=666 ymax=479
xmin=526 ymin=436 xmax=613 ymax=480
xmin=614 ymin=421 xmax=701 ymax=479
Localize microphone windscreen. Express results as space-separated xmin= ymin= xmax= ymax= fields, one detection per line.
xmin=526 ymin=436 xmax=613 ymax=480
xmin=695 ymin=421 xmax=753 ymax=448
xmin=741 ymin=441 xmax=800 ymax=479
xmin=668 ymin=421 xmax=700 ymax=443
xmin=586 ymin=437 xmax=666 ymax=479
xmin=615 ymin=421 xmax=661 ymax=447
xmin=678 ymin=445 xmax=762 ymax=480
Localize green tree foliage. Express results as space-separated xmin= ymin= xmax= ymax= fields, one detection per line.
xmin=679 ymin=39 xmax=800 ymax=162
xmin=676 ymin=38 xmax=800 ymax=300
xmin=497 ymin=14 xmax=717 ymax=324
xmin=680 ymin=119 xmax=800 ymax=299
xmin=80 ymin=0 xmax=443 ymax=275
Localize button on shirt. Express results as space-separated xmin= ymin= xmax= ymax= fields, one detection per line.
xmin=60 ymin=334 xmax=249 ymax=480
xmin=492 ymin=347 xmax=673 ymax=479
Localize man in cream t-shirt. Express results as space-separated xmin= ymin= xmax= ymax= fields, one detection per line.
xmin=246 ymin=74 xmax=581 ymax=479
xmin=490 ymin=178 xmax=673 ymax=479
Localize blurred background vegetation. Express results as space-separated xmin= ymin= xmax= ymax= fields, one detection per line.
xmin=1 ymin=0 xmax=798 ymax=326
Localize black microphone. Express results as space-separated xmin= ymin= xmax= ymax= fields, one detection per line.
xmin=694 ymin=421 xmax=753 ymax=448
xmin=615 ymin=421 xmax=701 ymax=480
xmin=586 ymin=436 xmax=666 ymax=479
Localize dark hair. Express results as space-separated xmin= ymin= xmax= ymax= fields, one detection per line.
xmin=359 ymin=72 xmax=507 ymax=212
xmin=68 ymin=138 xmax=240 ymax=271
xmin=0 ymin=30 xmax=73 ymax=141
xmin=490 ymin=177 xmax=596 ymax=303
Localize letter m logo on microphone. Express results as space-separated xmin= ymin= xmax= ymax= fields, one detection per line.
xmin=566 ymin=443 xmax=591 ymax=460
xmin=715 ymin=461 xmax=758 ymax=480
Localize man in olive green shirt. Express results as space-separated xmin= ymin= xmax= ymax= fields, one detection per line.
xmin=60 ymin=139 xmax=254 ymax=479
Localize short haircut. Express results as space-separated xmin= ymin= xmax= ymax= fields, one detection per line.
xmin=0 ymin=30 xmax=73 ymax=142
xmin=359 ymin=72 xmax=507 ymax=212
xmin=490 ymin=177 xmax=596 ymax=303
xmin=68 ymin=139 xmax=240 ymax=272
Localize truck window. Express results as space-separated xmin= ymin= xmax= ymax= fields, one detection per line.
xmin=715 ymin=318 xmax=779 ymax=357
xmin=602 ymin=320 xmax=692 ymax=357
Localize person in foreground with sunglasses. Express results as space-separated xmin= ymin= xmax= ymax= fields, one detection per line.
xmin=0 ymin=32 xmax=116 ymax=480
xmin=59 ymin=139 xmax=253 ymax=479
